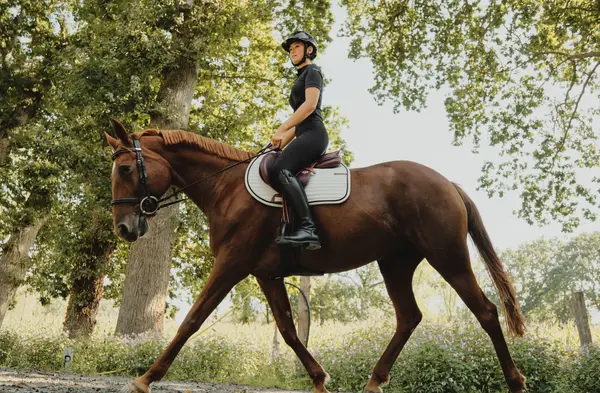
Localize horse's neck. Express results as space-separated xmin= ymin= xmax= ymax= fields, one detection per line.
xmin=165 ymin=148 xmax=242 ymax=214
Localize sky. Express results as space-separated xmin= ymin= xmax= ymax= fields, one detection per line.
xmin=316 ymin=2 xmax=597 ymax=251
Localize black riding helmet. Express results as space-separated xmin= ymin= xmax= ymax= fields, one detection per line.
xmin=281 ymin=31 xmax=318 ymax=65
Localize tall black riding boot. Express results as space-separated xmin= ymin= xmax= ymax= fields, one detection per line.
xmin=274 ymin=169 xmax=321 ymax=250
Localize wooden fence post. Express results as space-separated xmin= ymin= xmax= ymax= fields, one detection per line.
xmin=572 ymin=291 xmax=593 ymax=350
xmin=272 ymin=323 xmax=281 ymax=362
xmin=296 ymin=276 xmax=311 ymax=372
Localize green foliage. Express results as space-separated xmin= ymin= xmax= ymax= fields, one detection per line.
xmin=489 ymin=232 xmax=600 ymax=323
xmin=312 ymin=265 xmax=389 ymax=324
xmin=229 ymin=277 xmax=263 ymax=324
xmin=1 ymin=0 xmax=350 ymax=328
xmin=0 ymin=329 xmax=65 ymax=370
xmin=341 ymin=0 xmax=600 ymax=231
xmin=226 ymin=265 xmax=388 ymax=325
xmin=0 ymin=322 xmax=594 ymax=393
xmin=560 ymin=345 xmax=600 ymax=393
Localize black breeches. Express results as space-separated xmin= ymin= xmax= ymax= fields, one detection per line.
xmin=268 ymin=124 xmax=329 ymax=192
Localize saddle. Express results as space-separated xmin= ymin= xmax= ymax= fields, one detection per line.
xmin=259 ymin=150 xmax=342 ymax=187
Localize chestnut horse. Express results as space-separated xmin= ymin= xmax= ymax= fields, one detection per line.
xmin=105 ymin=120 xmax=526 ymax=393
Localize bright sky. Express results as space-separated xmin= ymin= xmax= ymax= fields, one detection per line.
xmin=318 ymin=2 xmax=597 ymax=251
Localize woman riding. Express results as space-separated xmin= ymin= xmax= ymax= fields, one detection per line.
xmin=269 ymin=31 xmax=329 ymax=251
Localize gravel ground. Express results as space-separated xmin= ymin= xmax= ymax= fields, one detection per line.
xmin=0 ymin=369 xmax=308 ymax=393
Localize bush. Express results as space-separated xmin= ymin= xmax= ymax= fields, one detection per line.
xmin=0 ymin=328 xmax=67 ymax=370
xmin=0 ymin=330 xmax=21 ymax=366
xmin=0 ymin=322 xmax=597 ymax=393
xmin=559 ymin=345 xmax=600 ymax=393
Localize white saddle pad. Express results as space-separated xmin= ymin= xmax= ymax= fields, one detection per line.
xmin=244 ymin=154 xmax=351 ymax=207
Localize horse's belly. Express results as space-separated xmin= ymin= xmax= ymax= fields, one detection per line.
xmin=299 ymin=224 xmax=399 ymax=273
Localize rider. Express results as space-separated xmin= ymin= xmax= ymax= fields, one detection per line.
xmin=269 ymin=31 xmax=329 ymax=251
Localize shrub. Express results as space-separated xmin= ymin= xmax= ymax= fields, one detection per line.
xmin=0 ymin=322 xmax=596 ymax=393
xmin=559 ymin=345 xmax=600 ymax=393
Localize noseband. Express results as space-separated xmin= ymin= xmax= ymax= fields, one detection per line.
xmin=110 ymin=135 xmax=273 ymax=216
xmin=111 ymin=136 xmax=160 ymax=215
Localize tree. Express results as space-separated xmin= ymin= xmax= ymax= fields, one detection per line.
xmin=30 ymin=188 xmax=117 ymax=338
xmin=1 ymin=0 xmax=165 ymax=332
xmin=310 ymin=264 xmax=390 ymax=324
xmin=0 ymin=0 xmax=66 ymax=164
xmin=342 ymin=0 xmax=600 ymax=232
xmin=0 ymin=0 xmax=70 ymax=329
xmin=490 ymin=232 xmax=600 ymax=323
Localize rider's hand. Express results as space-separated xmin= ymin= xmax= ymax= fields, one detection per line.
xmin=272 ymin=126 xmax=287 ymax=149
xmin=271 ymin=134 xmax=283 ymax=149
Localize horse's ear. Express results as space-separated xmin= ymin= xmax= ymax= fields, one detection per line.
xmin=104 ymin=131 xmax=119 ymax=150
xmin=111 ymin=119 xmax=130 ymax=144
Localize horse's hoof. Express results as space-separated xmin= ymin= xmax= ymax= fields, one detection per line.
xmin=363 ymin=382 xmax=383 ymax=393
xmin=121 ymin=379 xmax=150 ymax=393
xmin=312 ymin=371 xmax=330 ymax=393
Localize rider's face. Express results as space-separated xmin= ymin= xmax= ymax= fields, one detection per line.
xmin=289 ymin=41 xmax=306 ymax=64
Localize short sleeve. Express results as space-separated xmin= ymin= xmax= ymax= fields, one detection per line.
xmin=304 ymin=65 xmax=323 ymax=90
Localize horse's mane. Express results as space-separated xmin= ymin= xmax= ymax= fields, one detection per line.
xmin=137 ymin=129 xmax=253 ymax=161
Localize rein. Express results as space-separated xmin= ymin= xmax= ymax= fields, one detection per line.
xmin=111 ymin=135 xmax=273 ymax=215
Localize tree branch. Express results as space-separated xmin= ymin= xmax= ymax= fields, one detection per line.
xmin=548 ymin=60 xmax=600 ymax=173
xmin=366 ymin=280 xmax=384 ymax=289
xmin=533 ymin=51 xmax=600 ymax=60
xmin=199 ymin=72 xmax=275 ymax=82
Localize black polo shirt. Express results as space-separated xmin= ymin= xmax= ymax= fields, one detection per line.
xmin=289 ymin=64 xmax=324 ymax=126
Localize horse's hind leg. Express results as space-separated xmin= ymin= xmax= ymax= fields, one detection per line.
xmin=427 ymin=244 xmax=526 ymax=393
xmin=364 ymin=251 xmax=423 ymax=393
xmin=257 ymin=277 xmax=330 ymax=393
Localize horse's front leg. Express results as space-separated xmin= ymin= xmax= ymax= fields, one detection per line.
xmin=257 ymin=277 xmax=330 ymax=393
xmin=123 ymin=257 xmax=249 ymax=393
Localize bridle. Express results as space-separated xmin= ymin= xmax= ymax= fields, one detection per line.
xmin=110 ymin=135 xmax=273 ymax=216
xmin=111 ymin=137 xmax=161 ymax=215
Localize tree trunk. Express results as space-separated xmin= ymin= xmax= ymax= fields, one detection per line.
xmin=115 ymin=49 xmax=198 ymax=335
xmin=0 ymin=93 xmax=44 ymax=326
xmin=296 ymin=276 xmax=311 ymax=372
xmin=0 ymin=130 xmax=11 ymax=167
xmin=115 ymin=204 xmax=179 ymax=335
xmin=0 ymin=217 xmax=48 ymax=328
xmin=572 ymin=291 xmax=593 ymax=350
xmin=63 ymin=234 xmax=115 ymax=339
xmin=265 ymin=303 xmax=270 ymax=324
xmin=64 ymin=273 xmax=105 ymax=339
xmin=297 ymin=277 xmax=311 ymax=346
xmin=272 ymin=322 xmax=280 ymax=362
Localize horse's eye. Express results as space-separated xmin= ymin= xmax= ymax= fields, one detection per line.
xmin=118 ymin=165 xmax=133 ymax=177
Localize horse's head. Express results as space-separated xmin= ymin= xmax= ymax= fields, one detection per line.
xmin=105 ymin=120 xmax=173 ymax=242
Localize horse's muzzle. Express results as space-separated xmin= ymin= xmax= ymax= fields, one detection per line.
xmin=116 ymin=215 xmax=148 ymax=242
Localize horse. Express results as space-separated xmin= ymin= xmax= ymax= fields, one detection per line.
xmin=105 ymin=119 xmax=527 ymax=393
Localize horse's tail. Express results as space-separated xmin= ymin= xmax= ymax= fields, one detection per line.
xmin=453 ymin=183 xmax=525 ymax=337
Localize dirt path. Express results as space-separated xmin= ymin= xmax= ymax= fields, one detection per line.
xmin=0 ymin=369 xmax=308 ymax=393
